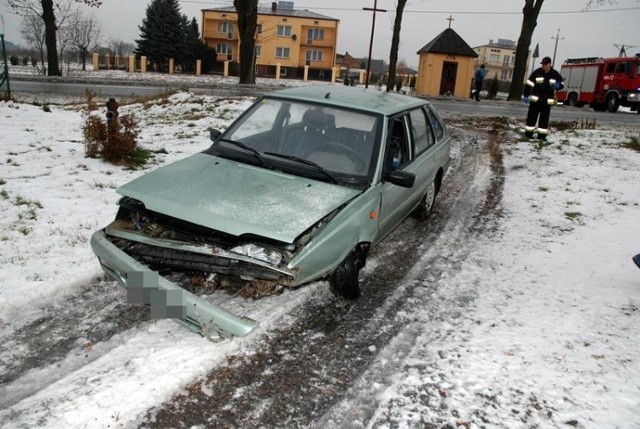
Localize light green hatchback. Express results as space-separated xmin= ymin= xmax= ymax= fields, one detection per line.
xmin=90 ymin=85 xmax=451 ymax=339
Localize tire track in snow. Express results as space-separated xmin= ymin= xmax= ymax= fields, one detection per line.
xmin=141 ymin=120 xmax=505 ymax=428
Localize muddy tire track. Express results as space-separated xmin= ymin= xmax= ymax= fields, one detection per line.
xmin=0 ymin=278 xmax=151 ymax=408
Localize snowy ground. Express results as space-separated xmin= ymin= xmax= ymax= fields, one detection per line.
xmin=0 ymin=89 xmax=639 ymax=428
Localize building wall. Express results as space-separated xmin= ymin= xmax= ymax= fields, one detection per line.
xmin=201 ymin=9 xmax=338 ymax=73
xmin=415 ymin=52 xmax=475 ymax=98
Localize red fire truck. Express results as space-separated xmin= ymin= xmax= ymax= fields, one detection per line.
xmin=556 ymin=55 xmax=640 ymax=113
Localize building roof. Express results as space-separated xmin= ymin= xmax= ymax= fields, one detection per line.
xmin=416 ymin=28 xmax=478 ymax=58
xmin=203 ymin=5 xmax=338 ymax=22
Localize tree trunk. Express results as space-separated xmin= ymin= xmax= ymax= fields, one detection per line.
xmin=508 ymin=0 xmax=544 ymax=101
xmin=41 ymin=0 xmax=61 ymax=76
xmin=234 ymin=0 xmax=258 ymax=84
xmin=386 ymin=0 xmax=407 ymax=92
xmin=81 ymin=48 xmax=87 ymax=71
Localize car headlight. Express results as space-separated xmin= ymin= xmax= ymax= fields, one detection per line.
xmin=230 ymin=244 xmax=285 ymax=266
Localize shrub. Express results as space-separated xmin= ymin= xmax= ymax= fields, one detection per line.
xmin=82 ymin=91 xmax=140 ymax=165
xmin=10 ymin=56 xmax=19 ymax=66
xmin=22 ymin=57 xmax=29 ymax=66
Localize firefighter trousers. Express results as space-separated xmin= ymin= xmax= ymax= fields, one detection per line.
xmin=525 ymin=101 xmax=551 ymax=138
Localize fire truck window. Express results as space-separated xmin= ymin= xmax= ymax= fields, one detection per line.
xmin=616 ymin=63 xmax=626 ymax=73
xmin=606 ymin=63 xmax=616 ymax=73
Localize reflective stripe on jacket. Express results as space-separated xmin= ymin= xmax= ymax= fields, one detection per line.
xmin=523 ymin=67 xmax=564 ymax=106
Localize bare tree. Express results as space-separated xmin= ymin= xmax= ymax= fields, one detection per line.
xmin=20 ymin=12 xmax=46 ymax=74
xmin=108 ymin=38 xmax=134 ymax=58
xmin=233 ymin=0 xmax=258 ymax=84
xmin=6 ymin=0 xmax=101 ymax=76
xmin=508 ymin=0 xmax=615 ymax=101
xmin=386 ymin=0 xmax=408 ymax=92
xmin=66 ymin=10 xmax=101 ymax=70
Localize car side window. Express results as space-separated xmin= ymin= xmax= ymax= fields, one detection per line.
xmin=425 ymin=106 xmax=444 ymax=141
xmin=409 ymin=108 xmax=434 ymax=154
xmin=387 ymin=116 xmax=411 ymax=170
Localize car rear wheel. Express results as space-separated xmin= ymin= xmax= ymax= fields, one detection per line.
xmin=330 ymin=252 xmax=362 ymax=300
xmin=411 ymin=179 xmax=437 ymax=220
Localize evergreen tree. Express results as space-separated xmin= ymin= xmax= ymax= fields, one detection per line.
xmin=135 ymin=0 xmax=183 ymax=72
xmin=182 ymin=16 xmax=201 ymax=72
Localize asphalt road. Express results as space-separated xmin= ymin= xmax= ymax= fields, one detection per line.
xmin=9 ymin=77 xmax=639 ymax=124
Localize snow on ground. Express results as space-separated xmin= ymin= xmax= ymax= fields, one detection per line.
xmin=0 ymin=90 xmax=639 ymax=428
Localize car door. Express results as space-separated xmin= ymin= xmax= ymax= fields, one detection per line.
xmin=376 ymin=107 xmax=440 ymax=243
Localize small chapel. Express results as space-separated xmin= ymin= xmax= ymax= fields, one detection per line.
xmin=415 ymin=17 xmax=478 ymax=98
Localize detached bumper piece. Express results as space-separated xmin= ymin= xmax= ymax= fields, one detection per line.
xmin=91 ymin=230 xmax=259 ymax=341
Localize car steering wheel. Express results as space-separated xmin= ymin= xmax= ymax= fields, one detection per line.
xmin=321 ymin=141 xmax=367 ymax=173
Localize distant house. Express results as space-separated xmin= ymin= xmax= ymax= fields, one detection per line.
xmin=473 ymin=38 xmax=530 ymax=82
xmin=201 ymin=1 xmax=339 ymax=79
xmin=336 ymin=52 xmax=361 ymax=70
xmin=415 ymin=28 xmax=477 ymax=97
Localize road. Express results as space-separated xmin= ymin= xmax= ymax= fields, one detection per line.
xmin=10 ymin=77 xmax=639 ymax=124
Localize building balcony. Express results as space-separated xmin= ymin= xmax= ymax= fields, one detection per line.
xmin=300 ymin=38 xmax=335 ymax=48
xmin=203 ymin=30 xmax=237 ymax=41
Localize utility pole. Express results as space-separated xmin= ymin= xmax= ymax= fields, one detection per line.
xmin=551 ymin=28 xmax=564 ymax=65
xmin=363 ymin=0 xmax=386 ymax=89
xmin=614 ymin=44 xmax=636 ymax=57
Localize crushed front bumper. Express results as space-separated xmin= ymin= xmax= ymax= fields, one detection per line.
xmin=90 ymin=230 xmax=259 ymax=341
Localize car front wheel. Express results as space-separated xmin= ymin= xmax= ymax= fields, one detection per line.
xmin=411 ymin=179 xmax=437 ymax=220
xmin=330 ymin=252 xmax=362 ymax=300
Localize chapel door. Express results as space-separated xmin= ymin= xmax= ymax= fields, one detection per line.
xmin=439 ymin=61 xmax=457 ymax=95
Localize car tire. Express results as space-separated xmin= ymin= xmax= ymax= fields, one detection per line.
xmin=411 ymin=179 xmax=437 ymax=220
xmin=330 ymin=252 xmax=361 ymax=300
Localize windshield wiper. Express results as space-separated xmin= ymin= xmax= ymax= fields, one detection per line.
xmin=218 ymin=138 xmax=265 ymax=166
xmin=264 ymin=152 xmax=338 ymax=184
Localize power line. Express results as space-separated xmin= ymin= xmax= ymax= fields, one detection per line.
xmin=264 ymin=6 xmax=640 ymax=15
xmin=176 ymin=1 xmax=640 ymax=15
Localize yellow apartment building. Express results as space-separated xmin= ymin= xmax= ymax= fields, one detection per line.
xmin=201 ymin=1 xmax=339 ymax=79
xmin=473 ymin=39 xmax=530 ymax=83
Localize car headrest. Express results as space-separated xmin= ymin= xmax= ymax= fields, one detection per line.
xmin=303 ymin=109 xmax=335 ymax=131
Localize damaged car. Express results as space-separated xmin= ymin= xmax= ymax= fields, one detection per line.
xmin=90 ymin=85 xmax=451 ymax=339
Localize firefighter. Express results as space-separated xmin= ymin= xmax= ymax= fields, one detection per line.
xmin=522 ymin=56 xmax=564 ymax=141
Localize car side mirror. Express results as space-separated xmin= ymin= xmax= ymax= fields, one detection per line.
xmin=209 ymin=128 xmax=222 ymax=142
xmin=385 ymin=169 xmax=415 ymax=188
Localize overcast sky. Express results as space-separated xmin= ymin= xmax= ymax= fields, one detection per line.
xmin=1 ymin=0 xmax=638 ymax=68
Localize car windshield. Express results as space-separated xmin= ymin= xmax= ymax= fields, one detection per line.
xmin=210 ymin=97 xmax=381 ymax=187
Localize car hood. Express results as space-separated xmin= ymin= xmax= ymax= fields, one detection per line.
xmin=116 ymin=153 xmax=361 ymax=243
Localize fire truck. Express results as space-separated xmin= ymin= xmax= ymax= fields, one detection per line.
xmin=556 ymin=55 xmax=640 ymax=113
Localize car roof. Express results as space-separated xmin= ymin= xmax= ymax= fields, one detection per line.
xmin=265 ymin=85 xmax=429 ymax=116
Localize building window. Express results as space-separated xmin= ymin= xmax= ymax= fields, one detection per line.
xmin=489 ymin=54 xmax=500 ymax=63
xmin=218 ymin=22 xmax=233 ymax=34
xmin=256 ymin=24 xmax=263 ymax=34
xmin=305 ymin=50 xmax=323 ymax=61
xmin=276 ymin=47 xmax=290 ymax=58
xmin=503 ymin=56 xmax=511 ymax=65
xmin=277 ymin=25 xmax=292 ymax=37
xmin=307 ymin=28 xmax=325 ymax=41
xmin=255 ymin=45 xmax=261 ymax=57
xmin=216 ymin=43 xmax=233 ymax=60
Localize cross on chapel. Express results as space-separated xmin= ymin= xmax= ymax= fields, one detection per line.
xmin=446 ymin=15 xmax=454 ymax=29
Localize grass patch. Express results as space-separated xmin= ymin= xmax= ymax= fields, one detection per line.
xmin=124 ymin=147 xmax=167 ymax=169
xmin=622 ymin=136 xmax=640 ymax=152
xmin=538 ymin=186 xmax=549 ymax=192
xmin=564 ymin=211 xmax=583 ymax=221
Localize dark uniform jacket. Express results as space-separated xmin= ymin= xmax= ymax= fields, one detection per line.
xmin=524 ymin=67 xmax=564 ymax=105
